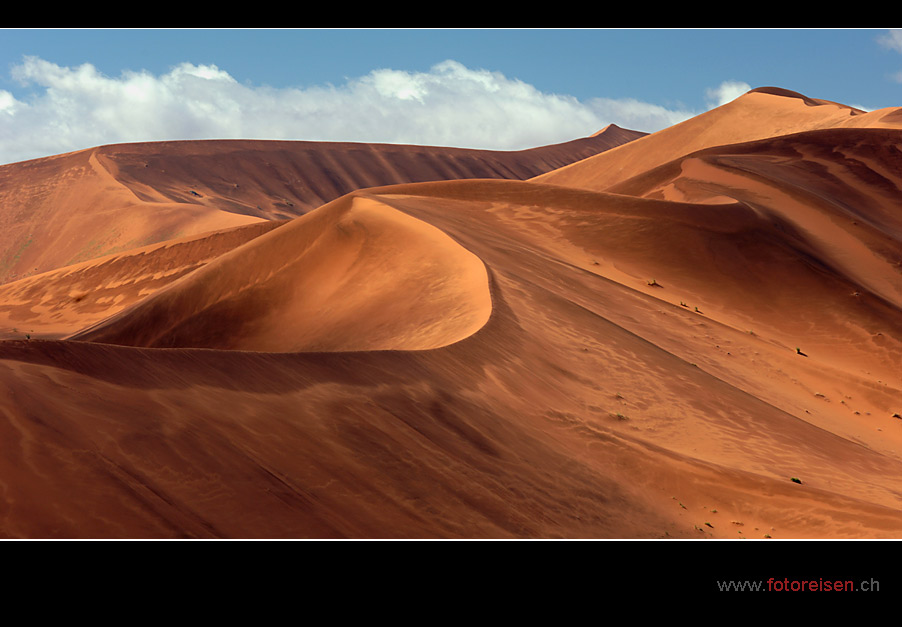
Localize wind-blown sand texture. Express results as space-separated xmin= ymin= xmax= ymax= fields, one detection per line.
xmin=1 ymin=88 xmax=902 ymax=539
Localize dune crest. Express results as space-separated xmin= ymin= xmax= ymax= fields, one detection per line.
xmin=746 ymin=86 xmax=866 ymax=112
xmin=89 ymin=131 xmax=645 ymax=221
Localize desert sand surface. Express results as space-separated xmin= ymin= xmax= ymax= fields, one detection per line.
xmin=1 ymin=87 xmax=902 ymax=539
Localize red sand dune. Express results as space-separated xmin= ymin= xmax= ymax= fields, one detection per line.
xmin=0 ymin=220 xmax=285 ymax=341
xmin=0 ymin=147 xmax=266 ymax=286
xmin=70 ymin=193 xmax=492 ymax=352
xmin=0 ymin=125 xmax=643 ymax=285
xmin=98 ymin=125 xmax=647 ymax=221
xmin=534 ymin=86 xmax=902 ymax=192
xmin=1 ymin=87 xmax=902 ymax=539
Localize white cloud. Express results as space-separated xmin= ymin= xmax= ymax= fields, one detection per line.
xmin=0 ymin=56 xmax=708 ymax=165
xmin=0 ymin=90 xmax=18 ymax=114
xmin=878 ymin=29 xmax=902 ymax=89
xmin=878 ymin=29 xmax=902 ymax=53
xmin=705 ymin=80 xmax=752 ymax=109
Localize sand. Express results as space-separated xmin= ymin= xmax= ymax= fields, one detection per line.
xmin=1 ymin=87 xmax=901 ymax=539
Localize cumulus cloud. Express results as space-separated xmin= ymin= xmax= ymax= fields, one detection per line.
xmin=0 ymin=56 xmax=711 ymax=165
xmin=878 ymin=29 xmax=902 ymax=53
xmin=877 ymin=29 xmax=902 ymax=87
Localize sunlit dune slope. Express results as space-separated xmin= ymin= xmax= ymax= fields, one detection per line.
xmin=534 ymin=86 xmax=902 ymax=192
xmin=70 ymin=194 xmax=492 ymax=352
xmin=0 ymin=220 xmax=285 ymax=340
xmin=353 ymin=178 xmax=902 ymax=387
xmin=0 ymin=148 xmax=264 ymax=285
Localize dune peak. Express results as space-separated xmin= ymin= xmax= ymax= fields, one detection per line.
xmin=746 ymin=86 xmax=863 ymax=112
xmin=592 ymin=123 xmax=622 ymax=135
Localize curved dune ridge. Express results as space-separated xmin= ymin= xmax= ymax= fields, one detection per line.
xmin=70 ymin=194 xmax=493 ymax=352
xmin=2 ymin=87 xmax=902 ymax=539
xmin=349 ymin=176 xmax=902 ymax=378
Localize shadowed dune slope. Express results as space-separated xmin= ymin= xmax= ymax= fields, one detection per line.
xmin=70 ymin=193 xmax=492 ymax=352
xmin=534 ymin=87 xmax=902 ymax=192
xmin=94 ymin=126 xmax=646 ymax=221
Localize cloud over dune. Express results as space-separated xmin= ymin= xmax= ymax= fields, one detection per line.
xmin=705 ymin=81 xmax=752 ymax=108
xmin=0 ymin=56 xmax=734 ymax=165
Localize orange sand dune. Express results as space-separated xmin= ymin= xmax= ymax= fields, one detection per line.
xmin=374 ymin=177 xmax=902 ymax=444
xmin=534 ymin=86 xmax=902 ymax=192
xmin=0 ymin=147 xmax=265 ymax=285
xmin=70 ymin=193 xmax=492 ymax=352
xmin=0 ymin=127 xmax=643 ymax=285
xmin=1 ymin=87 xmax=902 ymax=539
xmin=606 ymin=128 xmax=902 ymax=312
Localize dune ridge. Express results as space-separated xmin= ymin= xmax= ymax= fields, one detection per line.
xmin=534 ymin=86 xmax=902 ymax=192
xmin=94 ymin=128 xmax=647 ymax=220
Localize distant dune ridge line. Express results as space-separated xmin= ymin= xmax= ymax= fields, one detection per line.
xmin=2 ymin=86 xmax=902 ymax=539
xmin=0 ymin=125 xmax=645 ymax=286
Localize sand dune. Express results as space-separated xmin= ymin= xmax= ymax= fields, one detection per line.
xmin=0 ymin=148 xmax=266 ymax=285
xmin=94 ymin=127 xmax=645 ymax=221
xmin=607 ymin=128 xmax=902 ymax=312
xmin=534 ymin=86 xmax=902 ymax=192
xmin=1 ymin=87 xmax=902 ymax=538
xmin=70 ymin=193 xmax=492 ymax=352
xmin=0 ymin=127 xmax=642 ymax=286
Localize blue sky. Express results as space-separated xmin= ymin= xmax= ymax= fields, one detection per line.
xmin=0 ymin=28 xmax=900 ymax=165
